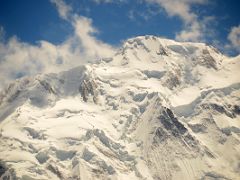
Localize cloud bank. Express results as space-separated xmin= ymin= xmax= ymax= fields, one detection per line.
xmin=227 ymin=25 xmax=240 ymax=53
xmin=0 ymin=0 xmax=116 ymax=89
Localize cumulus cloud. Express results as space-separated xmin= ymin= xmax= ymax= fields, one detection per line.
xmin=0 ymin=34 xmax=86 ymax=87
xmin=72 ymin=16 xmax=115 ymax=58
xmin=45 ymin=0 xmax=116 ymax=58
xmin=0 ymin=37 xmax=55 ymax=86
xmin=227 ymin=25 xmax=240 ymax=52
xmin=50 ymin=0 xmax=72 ymax=20
xmin=144 ymin=0 xmax=210 ymax=42
xmin=0 ymin=0 xmax=116 ymax=89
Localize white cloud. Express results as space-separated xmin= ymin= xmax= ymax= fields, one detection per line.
xmin=0 ymin=37 xmax=55 ymax=86
xmin=128 ymin=7 xmax=161 ymax=22
xmin=227 ymin=25 xmax=240 ymax=52
xmin=0 ymin=0 xmax=116 ymax=89
xmin=50 ymin=0 xmax=72 ymax=20
xmin=51 ymin=0 xmax=115 ymax=58
xmin=92 ymin=0 xmax=214 ymax=42
xmin=72 ymin=15 xmax=115 ymax=58
xmin=144 ymin=0 xmax=209 ymax=42
xmin=175 ymin=21 xmax=202 ymax=41
xmin=0 ymin=26 xmax=4 ymax=41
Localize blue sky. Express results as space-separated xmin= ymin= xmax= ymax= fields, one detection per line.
xmin=0 ymin=0 xmax=239 ymax=88
xmin=0 ymin=0 xmax=239 ymax=47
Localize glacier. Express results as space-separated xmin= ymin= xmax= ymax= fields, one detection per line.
xmin=0 ymin=35 xmax=240 ymax=180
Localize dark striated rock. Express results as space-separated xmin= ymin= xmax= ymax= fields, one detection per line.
xmin=158 ymin=114 xmax=174 ymax=132
xmin=166 ymin=108 xmax=175 ymax=119
xmin=172 ymin=117 xmax=187 ymax=134
xmin=154 ymin=127 xmax=168 ymax=142
xmin=154 ymin=107 xmax=200 ymax=151
xmin=158 ymin=107 xmax=187 ymax=137
xmin=79 ymin=79 xmax=98 ymax=103
xmin=38 ymin=80 xmax=56 ymax=94
xmin=201 ymin=103 xmax=236 ymax=118
xmin=183 ymin=134 xmax=198 ymax=148
xmin=210 ymin=103 xmax=225 ymax=112
xmin=47 ymin=164 xmax=62 ymax=179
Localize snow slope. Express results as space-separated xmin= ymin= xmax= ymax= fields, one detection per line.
xmin=0 ymin=35 xmax=240 ymax=180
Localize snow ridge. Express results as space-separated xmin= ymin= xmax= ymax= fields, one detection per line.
xmin=0 ymin=36 xmax=240 ymax=180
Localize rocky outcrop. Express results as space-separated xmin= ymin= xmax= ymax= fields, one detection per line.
xmin=201 ymin=103 xmax=236 ymax=118
xmin=38 ymin=79 xmax=56 ymax=94
xmin=79 ymin=78 xmax=98 ymax=103
xmin=163 ymin=69 xmax=182 ymax=89
xmin=199 ymin=49 xmax=218 ymax=69
xmin=0 ymin=162 xmax=16 ymax=180
xmin=157 ymin=107 xmax=187 ymax=138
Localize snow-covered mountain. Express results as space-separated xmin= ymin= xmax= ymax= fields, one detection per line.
xmin=0 ymin=35 xmax=240 ymax=180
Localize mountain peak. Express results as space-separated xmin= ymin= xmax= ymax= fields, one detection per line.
xmin=0 ymin=36 xmax=239 ymax=180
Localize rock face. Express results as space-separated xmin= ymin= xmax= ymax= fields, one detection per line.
xmin=79 ymin=78 xmax=98 ymax=103
xmin=0 ymin=36 xmax=240 ymax=180
xmin=0 ymin=162 xmax=16 ymax=180
xmin=158 ymin=107 xmax=187 ymax=136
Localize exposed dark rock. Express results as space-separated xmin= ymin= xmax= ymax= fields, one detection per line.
xmin=201 ymin=171 xmax=229 ymax=180
xmin=172 ymin=117 xmax=187 ymax=135
xmin=38 ymin=80 xmax=56 ymax=94
xmin=35 ymin=151 xmax=49 ymax=164
xmin=166 ymin=108 xmax=175 ymax=119
xmin=154 ymin=107 xmax=201 ymax=150
xmin=201 ymin=103 xmax=236 ymax=118
xmin=142 ymin=70 xmax=165 ymax=79
xmin=0 ymin=162 xmax=16 ymax=180
xmin=200 ymin=49 xmax=217 ymax=70
xmin=221 ymin=128 xmax=232 ymax=136
xmin=55 ymin=150 xmax=76 ymax=161
xmin=79 ymin=79 xmax=98 ymax=103
xmin=221 ymin=126 xmax=240 ymax=136
xmin=7 ymin=90 xmax=21 ymax=103
xmin=188 ymin=124 xmax=207 ymax=133
xmin=158 ymin=114 xmax=174 ymax=131
xmin=82 ymin=148 xmax=95 ymax=162
xmin=154 ymin=127 xmax=168 ymax=143
xmin=157 ymin=107 xmax=187 ymax=137
xmin=163 ymin=69 xmax=182 ymax=89
xmin=233 ymin=105 xmax=240 ymax=114
xmin=209 ymin=103 xmax=225 ymax=112
xmin=0 ymin=163 xmax=6 ymax=177
xmin=93 ymin=129 xmax=111 ymax=148
xmin=24 ymin=127 xmax=41 ymax=139
xmin=156 ymin=46 xmax=168 ymax=56
xmin=47 ymin=164 xmax=62 ymax=179
xmin=183 ymin=134 xmax=198 ymax=148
